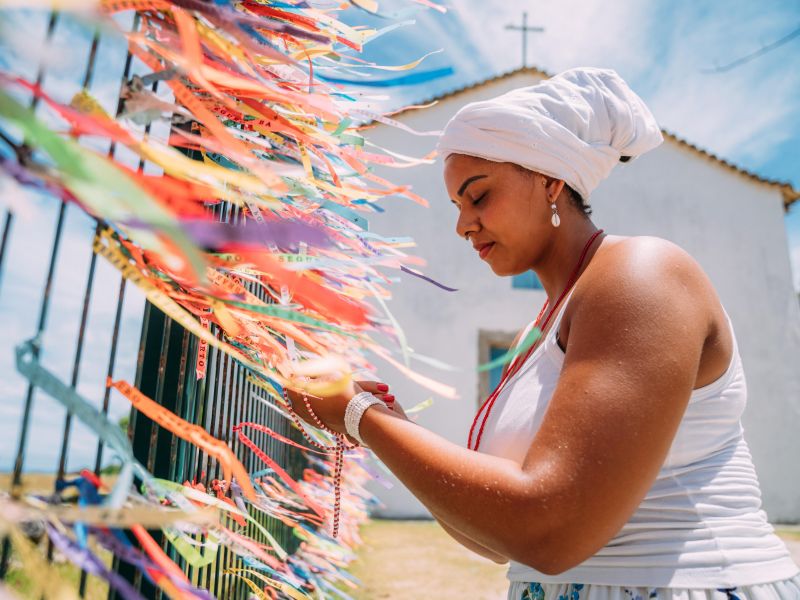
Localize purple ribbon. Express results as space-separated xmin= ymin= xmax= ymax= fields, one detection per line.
xmin=401 ymin=266 xmax=458 ymax=291
xmin=181 ymin=218 xmax=332 ymax=250
xmin=91 ymin=529 xmax=216 ymax=600
xmin=120 ymin=217 xmax=332 ymax=251
xmin=46 ymin=524 xmax=145 ymax=600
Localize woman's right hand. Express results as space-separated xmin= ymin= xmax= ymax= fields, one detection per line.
xmin=356 ymin=380 xmax=408 ymax=420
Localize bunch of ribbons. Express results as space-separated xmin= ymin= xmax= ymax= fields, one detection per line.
xmin=0 ymin=0 xmax=458 ymax=598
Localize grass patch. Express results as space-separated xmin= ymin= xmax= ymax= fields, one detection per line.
xmin=4 ymin=543 xmax=112 ymax=600
xmin=776 ymin=528 xmax=800 ymax=541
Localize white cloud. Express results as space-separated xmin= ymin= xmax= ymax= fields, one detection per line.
xmin=446 ymin=0 xmax=654 ymax=76
xmin=640 ymin=7 xmax=800 ymax=164
xmin=443 ymin=0 xmax=800 ymax=169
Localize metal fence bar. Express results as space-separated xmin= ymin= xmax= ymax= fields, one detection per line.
xmin=38 ymin=25 xmax=102 ymax=580
xmin=0 ymin=11 xmax=59 ymax=303
xmin=0 ymin=211 xmax=14 ymax=295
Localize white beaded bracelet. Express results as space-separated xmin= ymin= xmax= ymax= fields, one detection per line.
xmin=344 ymin=392 xmax=384 ymax=446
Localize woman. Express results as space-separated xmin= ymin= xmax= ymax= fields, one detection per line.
xmin=286 ymin=68 xmax=800 ymax=599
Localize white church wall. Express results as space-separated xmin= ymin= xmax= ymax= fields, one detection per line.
xmin=592 ymin=143 xmax=800 ymax=523
xmin=361 ymin=72 xmax=800 ymax=522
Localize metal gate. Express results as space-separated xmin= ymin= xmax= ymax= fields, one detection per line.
xmin=0 ymin=10 xmax=309 ymax=598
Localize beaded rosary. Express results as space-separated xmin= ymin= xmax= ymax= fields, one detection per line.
xmin=282 ymin=387 xmax=358 ymax=538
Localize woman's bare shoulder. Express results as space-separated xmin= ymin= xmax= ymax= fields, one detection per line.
xmin=599 ymin=234 xmax=703 ymax=272
xmin=564 ymin=234 xmax=715 ymax=338
xmin=582 ymin=235 xmax=711 ymax=302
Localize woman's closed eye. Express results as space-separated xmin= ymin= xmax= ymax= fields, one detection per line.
xmin=472 ymin=192 xmax=488 ymax=206
xmin=449 ymin=191 xmax=487 ymax=209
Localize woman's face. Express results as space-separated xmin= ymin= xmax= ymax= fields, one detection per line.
xmin=443 ymin=154 xmax=553 ymax=276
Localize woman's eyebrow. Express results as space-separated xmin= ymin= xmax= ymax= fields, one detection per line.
xmin=458 ymin=175 xmax=487 ymax=196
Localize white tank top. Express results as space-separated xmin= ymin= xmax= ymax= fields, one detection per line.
xmin=478 ymin=290 xmax=799 ymax=587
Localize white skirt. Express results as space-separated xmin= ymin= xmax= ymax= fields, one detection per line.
xmin=507 ymin=574 xmax=800 ymax=599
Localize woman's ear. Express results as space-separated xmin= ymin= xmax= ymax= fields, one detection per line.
xmin=545 ymin=177 xmax=566 ymax=203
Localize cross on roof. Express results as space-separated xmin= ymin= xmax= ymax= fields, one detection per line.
xmin=505 ymin=11 xmax=545 ymax=69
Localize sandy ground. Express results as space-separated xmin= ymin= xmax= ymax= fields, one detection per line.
xmin=342 ymin=519 xmax=509 ymax=600
xmin=785 ymin=540 xmax=800 ymax=564
xmin=346 ymin=520 xmax=800 ymax=600
xmin=777 ymin=528 xmax=800 ymax=565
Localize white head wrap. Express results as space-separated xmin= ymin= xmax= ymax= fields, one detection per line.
xmin=437 ymin=67 xmax=663 ymax=200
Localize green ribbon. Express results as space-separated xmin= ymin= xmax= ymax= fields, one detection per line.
xmin=477 ymin=327 xmax=542 ymax=372
xmin=163 ymin=527 xmax=218 ymax=569
xmin=14 ymin=339 xmax=152 ymax=506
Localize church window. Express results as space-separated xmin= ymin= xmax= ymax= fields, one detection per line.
xmin=512 ymin=271 xmax=543 ymax=289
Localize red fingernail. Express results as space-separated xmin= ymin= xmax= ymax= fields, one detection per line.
xmin=377 ymin=384 xmax=389 ymax=392
xmin=384 ymin=394 xmax=395 ymax=402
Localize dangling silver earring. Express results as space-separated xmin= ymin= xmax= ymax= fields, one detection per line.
xmin=550 ymin=201 xmax=560 ymax=227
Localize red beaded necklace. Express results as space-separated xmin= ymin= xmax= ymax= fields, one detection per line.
xmin=468 ymin=229 xmax=605 ymax=452
xmin=282 ymin=387 xmax=358 ymax=538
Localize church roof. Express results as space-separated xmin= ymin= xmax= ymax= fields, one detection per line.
xmin=389 ymin=66 xmax=800 ymax=208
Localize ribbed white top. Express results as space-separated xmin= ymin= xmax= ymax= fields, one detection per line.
xmin=478 ymin=291 xmax=799 ymax=587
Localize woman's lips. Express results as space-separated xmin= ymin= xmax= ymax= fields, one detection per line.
xmin=478 ymin=243 xmax=495 ymax=259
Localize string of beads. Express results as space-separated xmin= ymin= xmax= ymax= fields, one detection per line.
xmin=282 ymin=387 xmax=358 ymax=538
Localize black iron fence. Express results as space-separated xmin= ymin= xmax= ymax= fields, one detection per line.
xmin=0 ymin=10 xmax=309 ymax=598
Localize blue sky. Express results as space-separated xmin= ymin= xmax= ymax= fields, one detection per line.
xmin=0 ymin=2 xmax=798 ymax=472
xmin=0 ymin=9 xmax=159 ymax=473
xmin=341 ymin=0 xmax=800 ymax=286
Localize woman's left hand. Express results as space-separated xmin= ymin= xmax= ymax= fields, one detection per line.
xmin=283 ymin=379 xmax=393 ymax=437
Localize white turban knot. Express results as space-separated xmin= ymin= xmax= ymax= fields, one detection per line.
xmin=437 ymin=67 xmax=663 ymax=200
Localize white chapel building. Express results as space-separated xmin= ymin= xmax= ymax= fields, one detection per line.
xmin=362 ymin=67 xmax=800 ymax=522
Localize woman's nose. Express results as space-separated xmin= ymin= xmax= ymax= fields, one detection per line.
xmin=455 ymin=206 xmax=478 ymax=240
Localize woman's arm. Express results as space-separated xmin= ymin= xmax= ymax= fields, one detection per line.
xmin=358 ymin=238 xmax=710 ymax=574
xmin=429 ymin=508 xmax=509 ymax=564
xmin=357 ymin=405 xmax=546 ymax=565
